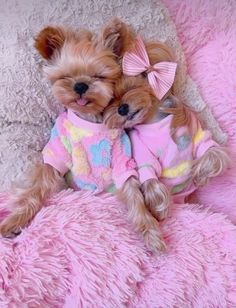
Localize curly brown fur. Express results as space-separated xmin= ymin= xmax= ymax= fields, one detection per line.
xmin=0 ymin=163 xmax=65 ymax=238
xmin=192 ymin=146 xmax=229 ymax=187
xmin=117 ymin=176 xmax=166 ymax=252
xmin=141 ymin=179 xmax=170 ymax=221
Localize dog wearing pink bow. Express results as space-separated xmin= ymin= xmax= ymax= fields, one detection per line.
xmin=105 ymin=35 xmax=229 ymax=244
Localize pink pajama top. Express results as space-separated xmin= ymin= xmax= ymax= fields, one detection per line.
xmin=43 ymin=110 xmax=137 ymax=193
xmin=130 ymin=112 xmax=218 ymax=203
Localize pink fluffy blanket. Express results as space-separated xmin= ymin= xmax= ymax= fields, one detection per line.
xmin=0 ymin=191 xmax=236 ymax=307
xmin=1 ymin=1 xmax=236 ymax=306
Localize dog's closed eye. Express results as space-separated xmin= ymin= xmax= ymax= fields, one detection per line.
xmin=93 ymin=75 xmax=106 ymax=79
xmin=58 ymin=75 xmax=72 ymax=81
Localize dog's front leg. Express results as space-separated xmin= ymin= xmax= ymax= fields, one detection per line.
xmin=141 ymin=179 xmax=170 ymax=221
xmin=118 ymin=176 xmax=166 ymax=252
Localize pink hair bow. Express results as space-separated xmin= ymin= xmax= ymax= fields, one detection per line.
xmin=123 ymin=36 xmax=177 ymax=100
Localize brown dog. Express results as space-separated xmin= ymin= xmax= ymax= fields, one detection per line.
xmin=0 ymin=20 xmax=166 ymax=252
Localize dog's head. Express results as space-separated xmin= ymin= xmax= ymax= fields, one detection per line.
xmin=104 ymin=75 xmax=158 ymax=129
xmin=34 ymin=19 xmax=134 ymax=117
xmin=104 ymin=39 xmax=179 ymax=129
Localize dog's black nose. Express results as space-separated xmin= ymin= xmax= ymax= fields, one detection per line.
xmin=73 ymin=82 xmax=89 ymax=95
xmin=118 ymin=104 xmax=129 ymax=116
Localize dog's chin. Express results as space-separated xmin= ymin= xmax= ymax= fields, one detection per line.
xmin=124 ymin=109 xmax=148 ymax=129
xmin=66 ymin=100 xmax=103 ymax=115
xmin=105 ymin=111 xmax=147 ymax=129
xmin=106 ymin=119 xmax=140 ymax=130
xmin=123 ymin=119 xmax=141 ymax=129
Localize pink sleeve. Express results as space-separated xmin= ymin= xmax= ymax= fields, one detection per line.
xmin=192 ymin=119 xmax=219 ymax=159
xmin=42 ymin=114 xmax=72 ymax=176
xmin=112 ymin=132 xmax=138 ymax=189
xmin=130 ymin=130 xmax=162 ymax=184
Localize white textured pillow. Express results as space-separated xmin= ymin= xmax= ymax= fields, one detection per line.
xmin=0 ymin=0 xmax=226 ymax=191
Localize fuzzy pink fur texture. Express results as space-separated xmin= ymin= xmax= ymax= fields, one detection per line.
xmin=163 ymin=0 xmax=236 ymax=222
xmin=0 ymin=190 xmax=236 ymax=306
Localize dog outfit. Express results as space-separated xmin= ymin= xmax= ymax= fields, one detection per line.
xmin=43 ymin=109 xmax=137 ymax=193
xmin=130 ymin=112 xmax=218 ymax=203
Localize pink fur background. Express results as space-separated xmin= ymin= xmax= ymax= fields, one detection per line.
xmin=163 ymin=0 xmax=236 ymax=222
xmin=0 ymin=1 xmax=236 ymax=306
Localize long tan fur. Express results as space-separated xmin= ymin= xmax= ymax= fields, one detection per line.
xmin=118 ymin=176 xmax=166 ymax=252
xmin=0 ymin=163 xmax=65 ymax=237
xmin=141 ymin=179 xmax=170 ymax=221
xmin=192 ymin=147 xmax=229 ymax=187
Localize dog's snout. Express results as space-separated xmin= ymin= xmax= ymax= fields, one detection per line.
xmin=74 ymin=82 xmax=89 ymax=95
xmin=118 ymin=104 xmax=129 ymax=116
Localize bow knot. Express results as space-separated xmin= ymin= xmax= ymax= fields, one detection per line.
xmin=146 ymin=66 xmax=156 ymax=74
xmin=122 ymin=36 xmax=177 ymax=100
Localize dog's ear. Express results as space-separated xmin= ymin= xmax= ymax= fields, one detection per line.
xmin=34 ymin=26 xmax=66 ymax=60
xmin=99 ymin=18 xmax=136 ymax=57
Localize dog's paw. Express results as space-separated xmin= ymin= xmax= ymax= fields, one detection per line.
xmin=144 ymin=228 xmax=166 ymax=253
xmin=192 ymin=146 xmax=229 ymax=187
xmin=148 ymin=202 xmax=169 ymax=222
xmin=142 ymin=179 xmax=170 ymax=221
xmin=155 ymin=207 xmax=169 ymax=221
xmin=0 ymin=215 xmax=24 ymax=238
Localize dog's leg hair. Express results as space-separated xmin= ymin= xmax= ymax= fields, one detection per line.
xmin=192 ymin=147 xmax=229 ymax=186
xmin=0 ymin=163 xmax=65 ymax=237
xmin=141 ymin=179 xmax=170 ymax=221
xmin=118 ymin=176 xmax=166 ymax=252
